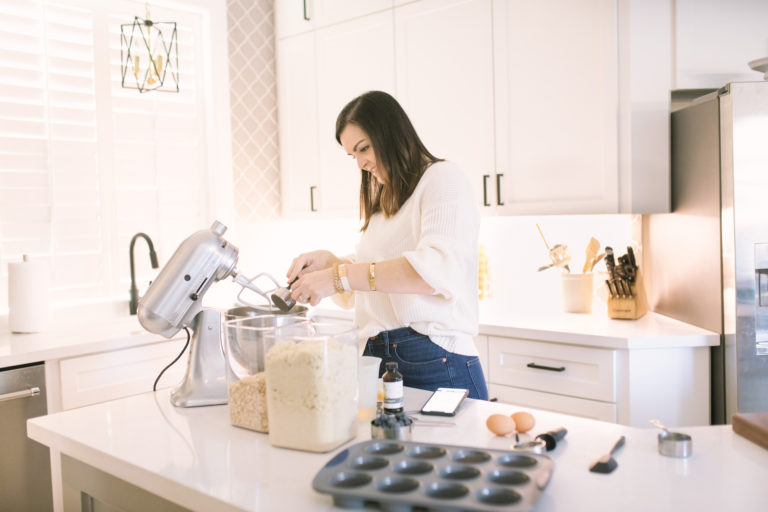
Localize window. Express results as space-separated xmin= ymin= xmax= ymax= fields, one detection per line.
xmin=0 ymin=0 xmax=230 ymax=311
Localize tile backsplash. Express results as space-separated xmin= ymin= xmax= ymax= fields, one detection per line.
xmin=227 ymin=0 xmax=280 ymax=220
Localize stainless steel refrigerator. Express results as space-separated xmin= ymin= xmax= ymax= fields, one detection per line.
xmin=646 ymin=81 xmax=768 ymax=425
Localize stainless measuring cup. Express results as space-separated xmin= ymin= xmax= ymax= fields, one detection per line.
xmin=649 ymin=419 xmax=692 ymax=458
xmin=270 ymin=276 xmax=298 ymax=312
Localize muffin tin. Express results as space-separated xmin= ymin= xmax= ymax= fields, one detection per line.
xmin=312 ymin=439 xmax=554 ymax=511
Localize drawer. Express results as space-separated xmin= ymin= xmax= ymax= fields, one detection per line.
xmin=488 ymin=336 xmax=616 ymax=402
xmin=59 ymin=339 xmax=187 ymax=410
xmin=489 ymin=383 xmax=617 ymax=423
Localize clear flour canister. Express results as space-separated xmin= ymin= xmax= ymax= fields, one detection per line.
xmin=223 ymin=311 xmax=303 ymax=433
xmin=266 ymin=320 xmax=358 ymax=452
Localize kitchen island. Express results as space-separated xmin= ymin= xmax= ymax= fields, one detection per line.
xmin=28 ymin=387 xmax=768 ymax=512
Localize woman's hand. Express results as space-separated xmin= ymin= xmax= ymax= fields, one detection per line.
xmin=286 ymin=250 xmax=339 ymax=282
xmin=290 ymin=267 xmax=336 ymax=307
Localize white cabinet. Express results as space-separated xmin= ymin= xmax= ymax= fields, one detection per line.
xmin=616 ymin=0 xmax=674 ymax=214
xmin=486 ymin=335 xmax=711 ymax=427
xmin=315 ymin=10 xmax=396 ymax=217
xmin=313 ymin=0 xmax=393 ymax=27
xmin=276 ymin=0 xmax=674 ymax=216
xmin=277 ymin=10 xmax=395 ymax=218
xmin=487 ymin=336 xmax=618 ymax=422
xmin=277 ymin=31 xmax=321 ymax=217
xmin=492 ymin=0 xmax=618 ymax=215
xmin=57 ymin=339 xmax=187 ymax=410
xmin=275 ymin=0 xmax=314 ymax=38
xmin=394 ymin=0 xmax=496 ymax=211
xmin=275 ymin=0 xmax=393 ymax=38
xmin=674 ymin=0 xmax=768 ymax=89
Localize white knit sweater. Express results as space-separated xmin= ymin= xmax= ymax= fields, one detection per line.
xmin=352 ymin=160 xmax=480 ymax=356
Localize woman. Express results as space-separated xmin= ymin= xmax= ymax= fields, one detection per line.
xmin=285 ymin=90 xmax=487 ymax=400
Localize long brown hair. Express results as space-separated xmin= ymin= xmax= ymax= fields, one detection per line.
xmin=335 ymin=91 xmax=441 ymax=231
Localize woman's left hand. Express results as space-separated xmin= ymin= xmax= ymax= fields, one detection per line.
xmin=291 ymin=267 xmax=336 ymax=307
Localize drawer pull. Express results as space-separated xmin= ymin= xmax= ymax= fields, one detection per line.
xmin=526 ymin=362 xmax=566 ymax=372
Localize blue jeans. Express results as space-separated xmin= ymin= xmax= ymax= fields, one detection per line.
xmin=363 ymin=327 xmax=489 ymax=401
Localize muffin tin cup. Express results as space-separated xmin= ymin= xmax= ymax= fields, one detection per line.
xmin=312 ymin=440 xmax=555 ymax=512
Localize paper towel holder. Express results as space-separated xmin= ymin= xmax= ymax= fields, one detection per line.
xmin=8 ymin=254 xmax=50 ymax=333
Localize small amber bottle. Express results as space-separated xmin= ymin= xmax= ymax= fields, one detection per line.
xmin=382 ymin=362 xmax=404 ymax=413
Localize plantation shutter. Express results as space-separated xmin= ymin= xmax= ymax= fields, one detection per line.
xmin=0 ymin=0 xmax=210 ymax=309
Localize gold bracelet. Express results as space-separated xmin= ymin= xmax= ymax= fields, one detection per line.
xmin=332 ymin=263 xmax=344 ymax=294
xmin=368 ymin=262 xmax=376 ymax=291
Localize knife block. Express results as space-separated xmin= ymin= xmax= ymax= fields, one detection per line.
xmin=606 ymin=270 xmax=648 ymax=320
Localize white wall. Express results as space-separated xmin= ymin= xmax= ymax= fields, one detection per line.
xmin=200 ymin=214 xmax=637 ymax=314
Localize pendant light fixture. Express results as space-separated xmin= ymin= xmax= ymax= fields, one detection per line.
xmin=120 ymin=3 xmax=179 ymax=93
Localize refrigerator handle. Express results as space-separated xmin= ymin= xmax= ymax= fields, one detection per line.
xmin=757 ymin=268 xmax=768 ymax=307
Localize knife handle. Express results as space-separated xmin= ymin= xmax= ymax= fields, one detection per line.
xmin=605 ymin=246 xmax=616 ymax=279
xmin=627 ymin=246 xmax=637 ymax=268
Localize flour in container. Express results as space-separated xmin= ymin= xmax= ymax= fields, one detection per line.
xmin=266 ymin=337 xmax=358 ymax=452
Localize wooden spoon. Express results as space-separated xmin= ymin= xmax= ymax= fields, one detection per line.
xmin=582 ymin=237 xmax=600 ymax=273
xmin=589 ymin=252 xmax=606 ymax=272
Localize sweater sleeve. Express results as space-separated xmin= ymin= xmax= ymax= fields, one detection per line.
xmin=401 ymin=162 xmax=479 ymax=301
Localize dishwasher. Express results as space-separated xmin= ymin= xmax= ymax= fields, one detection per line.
xmin=0 ymin=362 xmax=53 ymax=511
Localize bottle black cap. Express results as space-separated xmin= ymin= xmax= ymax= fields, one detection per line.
xmin=385 ymin=362 xmax=398 ymax=370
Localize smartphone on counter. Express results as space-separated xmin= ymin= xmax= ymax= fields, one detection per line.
xmin=420 ymin=387 xmax=469 ymax=416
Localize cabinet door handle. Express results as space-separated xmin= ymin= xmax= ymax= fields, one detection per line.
xmin=310 ymin=185 xmax=317 ymax=212
xmin=526 ymin=362 xmax=565 ymax=372
xmin=303 ymin=0 xmax=310 ymax=21
xmin=0 ymin=386 xmax=40 ymax=403
xmin=482 ymin=174 xmax=490 ymax=206
xmin=496 ymin=173 xmax=504 ymax=206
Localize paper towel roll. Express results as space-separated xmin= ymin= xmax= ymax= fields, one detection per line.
xmin=8 ymin=255 xmax=50 ymax=333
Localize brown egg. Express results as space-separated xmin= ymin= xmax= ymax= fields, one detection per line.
xmin=486 ymin=414 xmax=516 ymax=436
xmin=511 ymin=411 xmax=536 ymax=433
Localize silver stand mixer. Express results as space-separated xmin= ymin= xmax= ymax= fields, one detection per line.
xmin=137 ymin=220 xmax=292 ymax=407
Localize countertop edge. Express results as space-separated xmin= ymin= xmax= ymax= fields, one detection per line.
xmin=313 ymin=306 xmax=720 ymax=349
xmin=27 ymin=416 xmax=240 ymax=512
xmin=2 ymin=305 xmax=721 ymax=370
xmin=1 ymin=331 xmax=185 ymax=369
xmin=478 ymin=321 xmax=720 ymax=349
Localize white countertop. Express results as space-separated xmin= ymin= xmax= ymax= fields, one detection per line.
xmin=0 ymin=315 xmax=170 ymax=368
xmin=317 ymin=299 xmax=720 ymax=350
xmin=1 ymin=298 xmax=718 ymax=370
xmin=28 ymin=387 xmax=768 ymax=512
xmin=477 ymin=305 xmax=719 ymax=349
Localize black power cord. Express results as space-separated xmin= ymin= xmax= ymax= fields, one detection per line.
xmin=153 ymin=327 xmax=191 ymax=392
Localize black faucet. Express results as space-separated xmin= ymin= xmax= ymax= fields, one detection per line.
xmin=129 ymin=232 xmax=159 ymax=315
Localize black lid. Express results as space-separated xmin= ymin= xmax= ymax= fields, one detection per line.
xmin=385 ymin=362 xmax=398 ymax=370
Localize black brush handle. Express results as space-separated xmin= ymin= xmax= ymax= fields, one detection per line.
xmin=536 ymin=427 xmax=568 ymax=451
